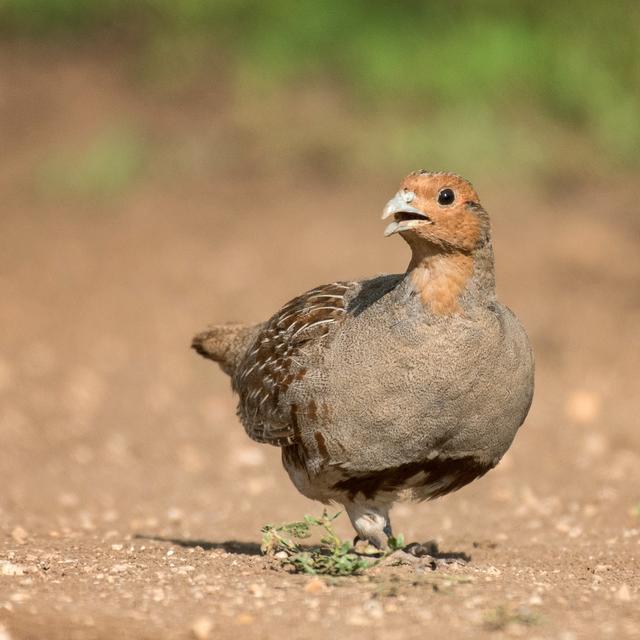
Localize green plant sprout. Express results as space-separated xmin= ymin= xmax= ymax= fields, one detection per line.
xmin=261 ymin=510 xmax=405 ymax=576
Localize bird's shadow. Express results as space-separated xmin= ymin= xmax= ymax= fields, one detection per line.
xmin=134 ymin=534 xmax=471 ymax=564
xmin=134 ymin=534 xmax=262 ymax=556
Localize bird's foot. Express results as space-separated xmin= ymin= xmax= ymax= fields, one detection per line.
xmin=352 ymin=536 xmax=384 ymax=556
xmin=404 ymin=541 xmax=439 ymax=557
xmin=380 ymin=540 xmax=469 ymax=571
xmin=345 ymin=503 xmax=391 ymax=553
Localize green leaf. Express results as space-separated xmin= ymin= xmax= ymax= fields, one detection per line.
xmin=388 ymin=534 xmax=405 ymax=551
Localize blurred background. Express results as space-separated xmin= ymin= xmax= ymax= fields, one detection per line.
xmin=2 ymin=0 xmax=640 ymax=188
xmin=0 ymin=0 xmax=640 ymax=637
xmin=0 ymin=2 xmax=639 ymax=635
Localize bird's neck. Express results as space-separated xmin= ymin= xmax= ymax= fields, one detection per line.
xmin=405 ymin=242 xmax=496 ymax=316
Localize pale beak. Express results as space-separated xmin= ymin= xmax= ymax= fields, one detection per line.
xmin=381 ymin=191 xmax=432 ymax=237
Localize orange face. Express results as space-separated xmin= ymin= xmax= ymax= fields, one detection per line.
xmin=382 ymin=171 xmax=488 ymax=252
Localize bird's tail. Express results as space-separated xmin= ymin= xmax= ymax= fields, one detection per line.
xmin=191 ymin=323 xmax=256 ymax=376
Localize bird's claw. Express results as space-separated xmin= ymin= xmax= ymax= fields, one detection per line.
xmin=403 ymin=541 xmax=439 ymax=557
xmin=352 ymin=536 xmax=384 ymax=556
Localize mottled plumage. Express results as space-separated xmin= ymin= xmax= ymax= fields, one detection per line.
xmin=193 ymin=171 xmax=534 ymax=548
xmin=234 ymin=282 xmax=352 ymax=446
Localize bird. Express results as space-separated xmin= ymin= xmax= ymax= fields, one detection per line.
xmin=192 ymin=170 xmax=534 ymax=550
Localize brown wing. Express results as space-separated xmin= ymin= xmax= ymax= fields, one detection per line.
xmin=233 ymin=282 xmax=354 ymax=446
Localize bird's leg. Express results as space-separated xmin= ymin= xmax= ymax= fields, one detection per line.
xmin=345 ymin=502 xmax=392 ymax=550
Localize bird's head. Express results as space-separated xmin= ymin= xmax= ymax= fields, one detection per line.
xmin=382 ymin=171 xmax=489 ymax=253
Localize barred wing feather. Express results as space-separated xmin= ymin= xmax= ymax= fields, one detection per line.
xmin=233 ymin=282 xmax=354 ymax=446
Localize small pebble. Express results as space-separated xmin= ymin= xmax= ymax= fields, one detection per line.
xmin=616 ymin=584 xmax=632 ymax=602
xmin=191 ymin=616 xmax=213 ymax=639
xmin=167 ymin=507 xmax=184 ymax=523
xmin=0 ymin=622 xmax=13 ymax=640
xmin=304 ymin=577 xmax=329 ymax=594
xmin=565 ymin=390 xmax=600 ymax=424
xmin=110 ymin=563 xmax=131 ymax=573
xmin=233 ymin=447 xmax=266 ymax=468
xmin=346 ymin=609 xmax=370 ymax=627
xmin=1 ymin=562 xmax=25 ymax=576
xmin=11 ymin=527 xmax=28 ymax=544
xmin=152 ymin=588 xmax=165 ymax=602
xmin=235 ymin=613 xmax=254 ymax=625
xmin=248 ymin=583 xmax=265 ymax=598
xmin=363 ymin=599 xmax=384 ymax=620
xmin=9 ymin=592 xmax=29 ymax=603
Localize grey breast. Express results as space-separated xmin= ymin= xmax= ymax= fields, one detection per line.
xmin=300 ymin=288 xmax=534 ymax=476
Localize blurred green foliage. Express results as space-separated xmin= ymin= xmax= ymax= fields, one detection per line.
xmin=35 ymin=126 xmax=146 ymax=199
xmin=3 ymin=0 xmax=639 ymax=173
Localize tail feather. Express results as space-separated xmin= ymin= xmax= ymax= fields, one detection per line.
xmin=191 ymin=323 xmax=256 ymax=376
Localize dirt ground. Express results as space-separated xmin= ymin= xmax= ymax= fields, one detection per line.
xmin=1 ymin=43 xmax=639 ymax=640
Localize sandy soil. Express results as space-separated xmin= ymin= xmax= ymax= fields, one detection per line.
xmin=1 ymin=43 xmax=639 ymax=640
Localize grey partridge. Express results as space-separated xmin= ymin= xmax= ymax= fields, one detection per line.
xmin=193 ymin=171 xmax=534 ymax=549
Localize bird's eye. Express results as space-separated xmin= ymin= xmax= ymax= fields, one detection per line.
xmin=437 ymin=188 xmax=455 ymax=206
